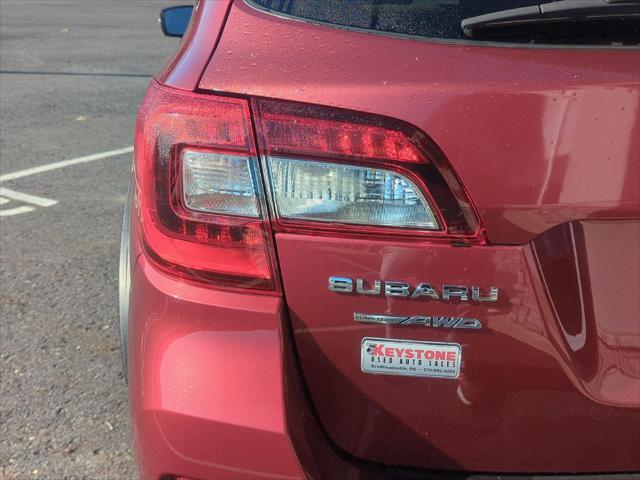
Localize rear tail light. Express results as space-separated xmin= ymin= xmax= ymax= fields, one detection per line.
xmin=134 ymin=84 xmax=278 ymax=291
xmin=135 ymin=82 xmax=481 ymax=292
xmin=253 ymin=97 xmax=479 ymax=238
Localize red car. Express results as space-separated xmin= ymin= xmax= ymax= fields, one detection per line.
xmin=119 ymin=1 xmax=640 ymax=478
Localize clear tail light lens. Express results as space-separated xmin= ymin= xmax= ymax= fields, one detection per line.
xmin=266 ymin=157 xmax=440 ymax=229
xmin=182 ymin=149 xmax=261 ymax=217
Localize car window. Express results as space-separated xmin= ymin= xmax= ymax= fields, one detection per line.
xmin=248 ymin=0 xmax=640 ymax=46
xmin=248 ymin=0 xmax=540 ymax=39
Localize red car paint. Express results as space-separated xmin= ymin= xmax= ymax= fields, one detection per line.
xmin=127 ymin=257 xmax=303 ymax=479
xmin=157 ymin=0 xmax=231 ymax=91
xmin=125 ymin=1 xmax=640 ymax=478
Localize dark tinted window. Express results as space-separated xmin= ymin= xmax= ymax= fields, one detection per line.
xmin=249 ymin=0 xmax=540 ymax=39
xmin=249 ymin=0 xmax=640 ymax=45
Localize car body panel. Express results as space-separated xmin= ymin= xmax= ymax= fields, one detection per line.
xmin=127 ymin=254 xmax=304 ymax=480
xmin=157 ymin=0 xmax=231 ymax=91
xmin=275 ymin=224 xmax=640 ymax=472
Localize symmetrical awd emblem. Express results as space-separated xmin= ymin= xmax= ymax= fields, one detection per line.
xmin=354 ymin=313 xmax=482 ymax=330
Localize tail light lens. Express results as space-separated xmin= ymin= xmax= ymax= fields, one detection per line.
xmin=181 ymin=149 xmax=261 ymax=217
xmin=266 ymin=157 xmax=440 ymax=229
xmin=134 ymin=83 xmax=278 ymax=292
xmin=253 ymin=98 xmax=479 ymax=238
xmin=135 ymin=82 xmax=481 ymax=291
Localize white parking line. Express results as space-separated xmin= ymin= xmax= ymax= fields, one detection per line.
xmin=0 ymin=205 xmax=36 ymax=217
xmin=0 ymin=187 xmax=58 ymax=207
xmin=0 ymin=146 xmax=133 ymax=182
xmin=0 ymin=146 xmax=133 ymax=217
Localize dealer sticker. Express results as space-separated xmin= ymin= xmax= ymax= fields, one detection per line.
xmin=361 ymin=337 xmax=461 ymax=379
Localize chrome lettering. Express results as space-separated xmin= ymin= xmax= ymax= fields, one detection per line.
xmin=472 ymin=286 xmax=499 ymax=302
xmin=356 ymin=313 xmax=483 ymax=330
xmin=384 ymin=281 xmax=410 ymax=297
xmin=330 ymin=277 xmax=499 ymax=302
xmin=442 ymin=285 xmax=468 ymax=301
xmin=328 ymin=276 xmax=353 ymax=293
xmin=411 ymin=283 xmax=439 ymax=300
xmin=430 ymin=316 xmax=459 ymax=328
xmin=356 ymin=278 xmax=381 ymax=295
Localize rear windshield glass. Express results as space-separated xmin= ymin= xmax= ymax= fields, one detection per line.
xmin=249 ymin=0 xmax=640 ymax=46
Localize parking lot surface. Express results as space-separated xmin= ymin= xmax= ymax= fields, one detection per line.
xmin=1 ymin=1 xmax=179 ymax=478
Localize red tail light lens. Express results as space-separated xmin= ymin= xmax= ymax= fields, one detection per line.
xmin=258 ymin=111 xmax=423 ymax=163
xmin=134 ymin=83 xmax=279 ymax=291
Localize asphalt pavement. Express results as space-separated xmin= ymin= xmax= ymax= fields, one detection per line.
xmin=1 ymin=1 xmax=181 ymax=478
